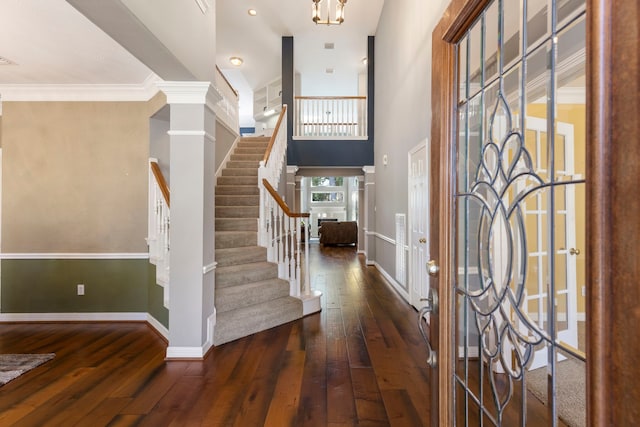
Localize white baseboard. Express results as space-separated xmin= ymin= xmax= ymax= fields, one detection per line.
xmin=146 ymin=314 xmax=169 ymax=340
xmin=0 ymin=312 xmax=148 ymax=322
xmin=373 ymin=261 xmax=410 ymax=303
xmin=166 ymin=345 xmax=210 ymax=359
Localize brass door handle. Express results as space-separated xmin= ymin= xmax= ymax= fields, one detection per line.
xmin=569 ymin=248 xmax=581 ymax=256
xmin=419 ymin=238 xmax=427 ymax=243
xmin=427 ymin=260 xmax=439 ymax=277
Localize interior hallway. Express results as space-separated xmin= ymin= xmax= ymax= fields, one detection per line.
xmin=0 ymin=244 xmax=431 ymax=426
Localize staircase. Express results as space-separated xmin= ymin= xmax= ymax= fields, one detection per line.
xmin=214 ymin=136 xmax=303 ymax=345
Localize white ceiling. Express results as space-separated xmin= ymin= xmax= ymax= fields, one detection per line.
xmin=0 ymin=0 xmax=152 ymax=86
xmin=216 ymin=0 xmax=384 ymax=93
xmin=0 ymin=0 xmax=384 ymax=104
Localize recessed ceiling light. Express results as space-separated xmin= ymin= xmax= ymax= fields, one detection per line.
xmin=229 ymin=57 xmax=243 ymax=66
xmin=248 ymin=9 xmax=257 ymax=16
xmin=326 ymin=68 xmax=334 ymax=74
xmin=324 ymin=43 xmax=335 ymax=50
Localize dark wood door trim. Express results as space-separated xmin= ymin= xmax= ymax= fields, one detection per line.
xmin=430 ymin=1 xmax=487 ymax=424
xmin=587 ymin=0 xmax=640 ymax=425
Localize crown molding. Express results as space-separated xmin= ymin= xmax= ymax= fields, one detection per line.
xmin=0 ymin=73 xmax=162 ymax=102
xmin=157 ymin=81 xmax=222 ymax=112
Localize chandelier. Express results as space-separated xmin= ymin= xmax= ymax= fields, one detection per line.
xmin=312 ymin=0 xmax=347 ymax=26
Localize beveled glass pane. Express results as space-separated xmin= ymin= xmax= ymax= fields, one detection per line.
xmin=504 ymin=64 xmax=521 ymax=130
xmin=556 ymin=291 xmax=569 ymax=331
xmin=526 ymin=42 xmax=551 ymax=183
xmin=458 ymin=105 xmax=469 ymax=193
xmin=557 ymin=0 xmax=586 ymax=30
xmin=468 ymin=94 xmax=483 ymax=185
xmin=503 ymin=0 xmax=522 ymax=68
xmin=526 ymin=0 xmax=549 ymax=51
xmin=484 ymin=0 xmax=499 ymax=83
xmin=469 ymin=17 xmax=483 ymax=94
xmin=458 ymin=37 xmax=469 ymax=102
xmin=456 ymin=293 xmax=467 ymax=380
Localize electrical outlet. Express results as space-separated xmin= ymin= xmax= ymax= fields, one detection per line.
xmin=77 ymin=284 xmax=85 ymax=296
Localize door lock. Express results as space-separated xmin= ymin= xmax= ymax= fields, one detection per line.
xmin=427 ymin=259 xmax=439 ymax=277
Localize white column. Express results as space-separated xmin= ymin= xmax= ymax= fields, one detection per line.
xmin=363 ymin=166 xmax=376 ymax=265
xmin=158 ymin=82 xmax=221 ymax=359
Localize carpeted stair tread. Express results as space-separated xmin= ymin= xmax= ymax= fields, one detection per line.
xmin=213 ymin=296 xmax=303 ymax=345
xmin=216 ymin=246 xmax=267 ymax=267
xmin=215 ymin=261 xmax=278 ymax=287
xmin=216 ymin=185 xmax=259 ymax=195
xmin=215 ymin=278 xmax=290 ymax=313
xmin=215 ymin=195 xmax=259 ymax=207
xmin=215 ymin=231 xmax=257 ymax=249
xmin=226 ymin=160 xmax=261 ymax=169
xmin=216 ymin=206 xmax=260 ymax=219
xmin=221 ymin=168 xmax=258 ymax=177
xmin=234 ymin=147 xmax=268 ymax=155
xmin=216 ymin=218 xmax=257 ymax=231
xmin=217 ymin=176 xmax=258 ymax=186
xmin=230 ymin=153 xmax=263 ymax=161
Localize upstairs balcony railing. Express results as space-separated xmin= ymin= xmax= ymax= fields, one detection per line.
xmin=294 ymin=96 xmax=367 ymax=140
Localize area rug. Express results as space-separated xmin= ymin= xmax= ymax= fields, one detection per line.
xmin=0 ymin=353 xmax=55 ymax=386
xmin=527 ymin=358 xmax=585 ymax=427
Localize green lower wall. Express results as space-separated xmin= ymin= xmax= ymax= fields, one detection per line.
xmin=1 ymin=259 xmax=169 ymax=328
xmin=146 ymin=263 xmax=169 ymax=327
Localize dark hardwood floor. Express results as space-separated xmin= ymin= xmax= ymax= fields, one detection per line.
xmin=0 ymin=244 xmax=431 ymax=426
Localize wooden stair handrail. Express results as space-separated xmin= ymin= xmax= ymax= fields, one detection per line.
xmin=215 ymin=65 xmax=239 ymax=97
xmin=263 ymin=105 xmax=287 ymax=165
xmin=150 ymin=161 xmax=170 ymax=208
xmin=262 ymin=179 xmax=310 ymax=219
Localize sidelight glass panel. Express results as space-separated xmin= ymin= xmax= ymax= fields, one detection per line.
xmin=453 ymin=1 xmax=586 ymax=424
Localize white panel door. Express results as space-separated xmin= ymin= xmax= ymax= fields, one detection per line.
xmin=409 ymin=141 xmax=429 ymax=309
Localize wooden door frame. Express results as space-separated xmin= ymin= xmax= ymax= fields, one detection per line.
xmin=429 ymin=0 xmax=640 ymax=425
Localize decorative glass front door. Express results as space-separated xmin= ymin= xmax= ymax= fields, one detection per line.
xmin=453 ymin=0 xmax=586 ymax=424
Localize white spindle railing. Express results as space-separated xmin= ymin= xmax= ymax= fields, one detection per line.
xmin=261 ymin=180 xmax=311 ymax=298
xmin=294 ymin=96 xmax=367 ymax=139
xmin=258 ymin=105 xmax=312 ymax=298
xmin=214 ymin=66 xmax=240 ymax=133
xmin=148 ymin=159 xmax=170 ymax=308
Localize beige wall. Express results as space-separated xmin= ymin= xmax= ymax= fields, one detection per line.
xmin=215 ymin=121 xmax=237 ymax=173
xmin=2 ymin=100 xmax=160 ymax=253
